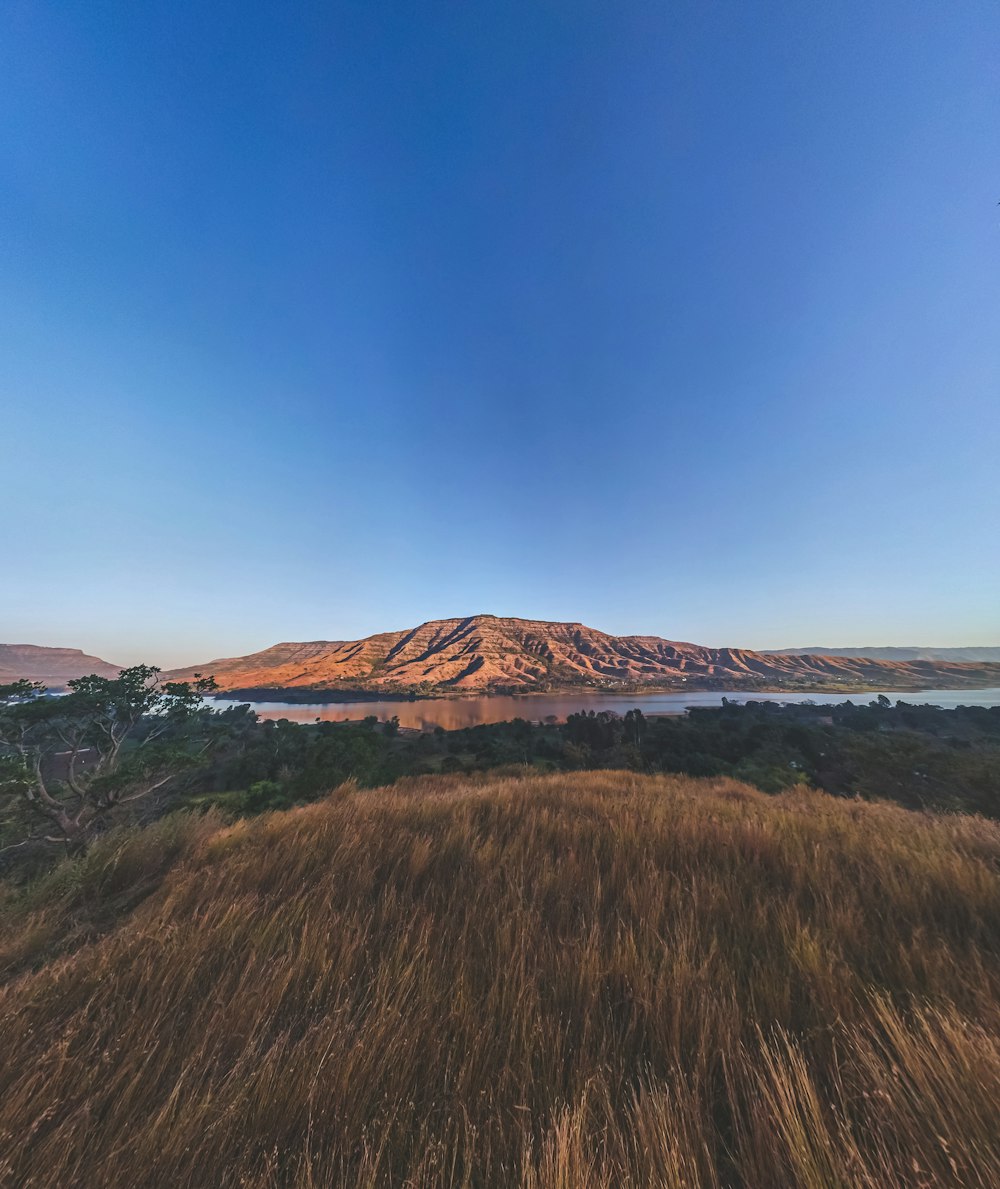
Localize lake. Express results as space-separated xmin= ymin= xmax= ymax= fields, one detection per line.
xmin=213 ymin=687 xmax=1000 ymax=730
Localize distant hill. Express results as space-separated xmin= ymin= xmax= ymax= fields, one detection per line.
xmin=768 ymin=646 xmax=1000 ymax=663
xmin=0 ymin=644 xmax=122 ymax=688
xmin=168 ymin=640 xmax=347 ymax=685
xmin=166 ymin=614 xmax=1000 ymax=695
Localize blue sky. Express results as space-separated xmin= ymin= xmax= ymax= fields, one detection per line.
xmin=3 ymin=0 xmax=998 ymax=666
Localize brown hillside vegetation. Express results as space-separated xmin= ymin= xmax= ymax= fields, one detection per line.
xmin=2 ymin=773 xmax=1000 ymax=1187
xmin=166 ymin=614 xmax=1000 ymax=693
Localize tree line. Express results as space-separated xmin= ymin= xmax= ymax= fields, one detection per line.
xmin=4 ymin=668 xmax=1000 ymax=873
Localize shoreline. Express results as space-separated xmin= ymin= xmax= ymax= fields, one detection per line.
xmin=213 ymin=678 xmax=1000 ymax=706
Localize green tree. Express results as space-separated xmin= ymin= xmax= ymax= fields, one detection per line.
xmin=0 ymin=665 xmax=218 ymax=854
xmin=624 ymin=708 xmax=646 ymax=747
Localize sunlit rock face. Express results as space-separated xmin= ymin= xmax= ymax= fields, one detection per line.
xmin=164 ymin=615 xmax=1000 ymax=694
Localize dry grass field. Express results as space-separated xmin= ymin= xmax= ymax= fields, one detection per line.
xmin=2 ymin=771 xmax=1000 ymax=1187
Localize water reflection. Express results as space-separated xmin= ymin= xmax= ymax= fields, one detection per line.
xmin=213 ymin=687 xmax=1000 ymax=730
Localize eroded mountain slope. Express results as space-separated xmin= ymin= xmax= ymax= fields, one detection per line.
xmin=166 ymin=615 xmax=1000 ymax=693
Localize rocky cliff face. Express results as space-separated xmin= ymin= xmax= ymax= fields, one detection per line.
xmin=166 ymin=615 xmax=1000 ymax=694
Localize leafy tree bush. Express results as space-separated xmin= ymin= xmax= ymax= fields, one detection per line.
xmin=0 ymin=666 xmax=218 ymax=854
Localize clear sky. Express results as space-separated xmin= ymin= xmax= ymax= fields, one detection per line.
xmin=3 ymin=0 xmax=998 ymax=667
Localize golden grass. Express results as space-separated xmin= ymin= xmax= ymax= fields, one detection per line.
xmin=2 ymin=771 xmax=1000 ymax=1187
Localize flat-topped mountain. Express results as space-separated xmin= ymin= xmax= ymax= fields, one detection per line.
xmin=167 ymin=615 xmax=1000 ymax=695
xmin=0 ymin=644 xmax=122 ymax=687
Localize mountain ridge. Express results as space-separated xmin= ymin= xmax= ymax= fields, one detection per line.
xmin=767 ymin=646 xmax=1000 ymax=663
xmin=164 ymin=615 xmax=1000 ymax=695
xmin=0 ymin=644 xmax=122 ymax=687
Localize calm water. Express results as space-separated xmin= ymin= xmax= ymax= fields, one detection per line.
xmin=213 ymin=687 xmax=1000 ymax=730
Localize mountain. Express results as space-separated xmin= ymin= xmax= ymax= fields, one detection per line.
xmin=0 ymin=644 xmax=122 ymax=687
xmin=167 ymin=615 xmax=1000 ymax=695
xmin=166 ymin=640 xmax=347 ymax=685
xmin=768 ymin=646 xmax=1000 ymax=663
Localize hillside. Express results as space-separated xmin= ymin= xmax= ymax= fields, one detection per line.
xmin=769 ymin=645 xmax=1000 ymax=662
xmin=165 ymin=639 xmax=346 ymax=684
xmin=167 ymin=614 xmax=1000 ymax=694
xmin=0 ymin=643 xmax=121 ymax=687
xmin=2 ymin=771 xmax=999 ymax=1187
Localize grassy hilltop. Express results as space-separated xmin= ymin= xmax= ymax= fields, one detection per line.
xmin=2 ymin=771 xmax=1000 ymax=1187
